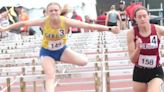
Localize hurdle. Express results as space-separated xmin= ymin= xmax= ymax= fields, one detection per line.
xmin=0 ymin=31 xmax=134 ymax=92
xmin=147 ymin=3 xmax=163 ymax=26
xmin=93 ymin=54 xmax=101 ymax=92
xmin=1 ymin=64 xmax=133 ymax=92
xmin=0 ymin=50 xmax=133 ymax=92
xmin=0 ymin=54 xmax=104 ymax=91
xmin=63 ymin=31 xmax=131 ymax=92
xmin=0 ymin=63 xmax=133 ymax=92
xmin=94 ymin=63 xmax=100 ymax=92
xmin=105 ymin=55 xmax=110 ymax=92
xmin=20 ymin=68 xmax=25 ymax=92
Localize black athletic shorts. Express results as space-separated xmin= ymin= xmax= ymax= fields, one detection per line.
xmin=133 ymin=65 xmax=164 ymax=83
xmin=107 ymin=22 xmax=117 ymax=26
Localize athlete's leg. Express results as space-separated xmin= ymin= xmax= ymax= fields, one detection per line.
xmin=60 ymin=48 xmax=88 ymax=66
xmin=41 ymin=56 xmax=56 ymax=92
xmin=133 ymin=81 xmax=147 ymax=92
xmin=147 ymin=78 xmax=163 ymax=92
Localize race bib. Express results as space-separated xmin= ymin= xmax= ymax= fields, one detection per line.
xmin=138 ymin=55 xmax=157 ymax=68
xmin=48 ymin=40 xmax=64 ymax=50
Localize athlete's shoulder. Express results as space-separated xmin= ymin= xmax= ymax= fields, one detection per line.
xmin=127 ymin=28 xmax=135 ymax=36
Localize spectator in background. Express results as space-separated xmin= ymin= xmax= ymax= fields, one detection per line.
xmin=118 ymin=0 xmax=128 ymax=30
xmin=0 ymin=5 xmax=24 ymax=40
xmin=19 ymin=8 xmax=30 ymax=35
xmin=105 ymin=5 xmax=122 ymax=28
xmin=0 ymin=10 xmax=10 ymax=27
xmin=84 ymin=15 xmax=94 ymax=32
xmin=96 ymin=10 xmax=106 ymax=25
xmin=16 ymin=6 xmax=35 ymax=36
xmin=125 ymin=0 xmax=142 ymax=26
xmin=0 ymin=5 xmax=35 ymax=35
xmin=2 ymin=5 xmax=24 ymax=34
xmin=0 ymin=8 xmax=10 ymax=38
xmin=126 ymin=0 xmax=135 ymax=20
xmin=71 ymin=10 xmax=82 ymax=33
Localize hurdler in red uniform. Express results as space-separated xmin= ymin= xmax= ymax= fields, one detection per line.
xmin=127 ymin=7 xmax=164 ymax=92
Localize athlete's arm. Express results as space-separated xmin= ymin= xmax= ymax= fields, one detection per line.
xmin=0 ymin=18 xmax=44 ymax=32
xmin=65 ymin=17 xmax=120 ymax=34
xmin=155 ymin=25 xmax=164 ymax=37
xmin=127 ymin=29 xmax=141 ymax=64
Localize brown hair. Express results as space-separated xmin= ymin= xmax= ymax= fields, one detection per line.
xmin=60 ymin=4 xmax=69 ymax=16
xmin=134 ymin=6 xmax=149 ymax=17
xmin=43 ymin=9 xmax=46 ymax=14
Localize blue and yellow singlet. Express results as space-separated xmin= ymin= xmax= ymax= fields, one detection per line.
xmin=41 ymin=16 xmax=67 ymax=50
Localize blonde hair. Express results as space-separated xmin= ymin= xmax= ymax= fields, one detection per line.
xmin=110 ymin=5 xmax=116 ymax=10
xmin=46 ymin=2 xmax=69 ymax=16
xmin=46 ymin=2 xmax=62 ymax=11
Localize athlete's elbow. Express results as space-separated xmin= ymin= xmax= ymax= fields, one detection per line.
xmin=79 ymin=58 xmax=88 ymax=66
xmin=81 ymin=62 xmax=87 ymax=66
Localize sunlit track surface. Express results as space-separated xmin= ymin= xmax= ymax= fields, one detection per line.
xmin=0 ymin=31 xmax=163 ymax=92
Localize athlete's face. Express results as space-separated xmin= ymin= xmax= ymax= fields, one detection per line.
xmin=47 ymin=4 xmax=61 ymax=19
xmin=135 ymin=9 xmax=150 ymax=26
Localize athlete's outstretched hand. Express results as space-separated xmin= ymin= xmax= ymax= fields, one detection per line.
xmin=111 ymin=26 xmax=120 ymax=34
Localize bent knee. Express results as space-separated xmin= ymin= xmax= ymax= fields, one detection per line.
xmin=80 ymin=60 xmax=88 ymax=66
xmin=78 ymin=58 xmax=88 ymax=66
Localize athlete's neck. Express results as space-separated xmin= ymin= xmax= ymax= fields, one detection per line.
xmin=50 ymin=17 xmax=61 ymax=28
xmin=138 ymin=23 xmax=151 ymax=32
xmin=51 ymin=18 xmax=60 ymax=24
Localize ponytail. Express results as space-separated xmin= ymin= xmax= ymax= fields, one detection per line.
xmin=60 ymin=4 xmax=69 ymax=16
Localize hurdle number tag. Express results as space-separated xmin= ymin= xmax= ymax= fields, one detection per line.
xmin=150 ymin=35 xmax=158 ymax=46
xmin=48 ymin=40 xmax=64 ymax=50
xmin=138 ymin=55 xmax=157 ymax=68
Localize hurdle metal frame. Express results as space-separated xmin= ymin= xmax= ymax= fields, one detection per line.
xmin=147 ymin=3 xmax=163 ymax=26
